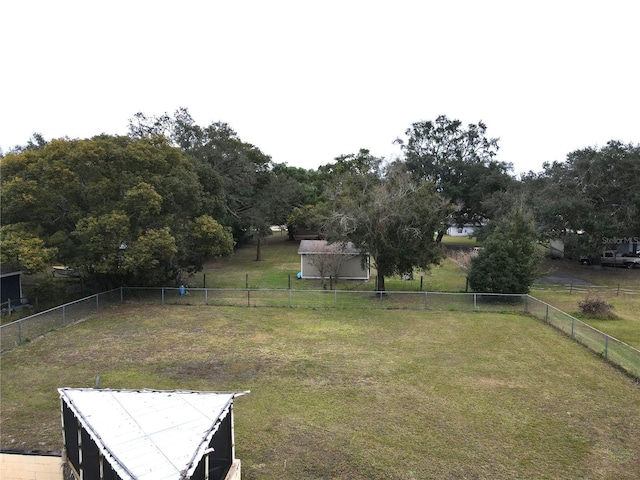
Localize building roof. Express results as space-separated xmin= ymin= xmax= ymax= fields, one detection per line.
xmin=0 ymin=270 xmax=22 ymax=278
xmin=58 ymin=388 xmax=247 ymax=480
xmin=297 ymin=240 xmax=363 ymax=255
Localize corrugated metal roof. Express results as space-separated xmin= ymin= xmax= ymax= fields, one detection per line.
xmin=58 ymin=388 xmax=247 ymax=480
xmin=297 ymin=240 xmax=363 ymax=255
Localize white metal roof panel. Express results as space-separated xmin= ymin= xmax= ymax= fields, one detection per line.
xmin=297 ymin=240 xmax=363 ymax=255
xmin=58 ymin=388 xmax=246 ymax=480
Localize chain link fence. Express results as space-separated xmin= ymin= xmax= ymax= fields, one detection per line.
xmin=2 ymin=287 xmax=638 ymax=378
xmin=0 ymin=289 xmax=122 ymax=352
xmin=121 ymin=287 xmax=530 ymax=312
xmin=525 ymin=295 xmax=640 ymax=378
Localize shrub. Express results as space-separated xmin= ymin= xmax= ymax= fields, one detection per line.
xmin=468 ymin=209 xmax=540 ymax=294
xmin=577 ymin=292 xmax=617 ymax=319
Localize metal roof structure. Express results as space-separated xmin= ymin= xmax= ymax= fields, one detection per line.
xmin=58 ymin=388 xmax=248 ymax=480
xmin=297 ymin=240 xmax=363 ymax=255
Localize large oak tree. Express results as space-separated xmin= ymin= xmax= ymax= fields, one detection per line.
xmin=396 ymin=115 xmax=514 ymax=240
xmin=129 ymin=109 xmax=275 ymax=244
xmin=1 ymin=135 xmax=233 ymax=287
xmin=325 ymin=153 xmax=451 ymax=291
xmin=523 ymin=141 xmax=640 ymax=258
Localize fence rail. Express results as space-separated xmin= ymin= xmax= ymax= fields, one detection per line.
xmin=2 ymin=287 xmax=638 ymax=379
xmin=122 ymin=286 xmax=531 ymax=311
xmin=0 ymin=289 xmax=122 ymax=352
xmin=0 ymin=297 xmax=32 ymax=315
xmin=531 ymin=283 xmax=640 ymax=296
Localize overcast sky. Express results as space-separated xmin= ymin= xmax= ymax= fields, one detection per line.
xmin=2 ymin=1 xmax=638 ymax=174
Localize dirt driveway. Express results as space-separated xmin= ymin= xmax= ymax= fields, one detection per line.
xmin=535 ymin=258 xmax=639 ymax=287
xmin=535 ymin=273 xmax=593 ymax=286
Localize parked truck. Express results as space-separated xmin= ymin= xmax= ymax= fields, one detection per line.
xmin=600 ymin=250 xmax=640 ymax=268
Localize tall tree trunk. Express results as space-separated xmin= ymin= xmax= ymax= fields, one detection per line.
xmin=255 ymin=236 xmax=262 ymax=261
xmin=376 ymin=271 xmax=385 ymax=292
xmin=436 ymin=227 xmax=448 ymax=243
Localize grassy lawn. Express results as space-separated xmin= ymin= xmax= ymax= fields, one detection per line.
xmin=532 ymin=257 xmax=640 ymax=348
xmin=197 ymin=234 xmax=472 ymax=292
xmin=1 ymin=304 xmax=639 ymax=479
xmin=198 ymin=235 xmax=640 ymax=347
xmin=2 ymin=234 xmax=639 ymax=478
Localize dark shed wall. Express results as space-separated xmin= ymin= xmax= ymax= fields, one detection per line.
xmin=62 ymin=403 xmax=80 ymax=472
xmin=62 ymin=402 xmax=123 ymax=480
xmin=209 ymin=413 xmax=233 ymax=479
xmin=80 ymin=428 xmax=101 ymax=479
xmin=192 ymin=412 xmax=232 ymax=480
xmin=1 ymin=273 xmax=22 ymax=304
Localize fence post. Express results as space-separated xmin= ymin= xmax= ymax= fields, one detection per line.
xmin=289 ymin=289 xmax=292 ymax=308
xmin=120 ymin=286 xmax=124 ymax=303
xmin=473 ymin=293 xmax=477 ymax=311
xmin=571 ymin=317 xmax=575 ymax=338
xmin=420 ymin=276 xmax=423 ymax=292
xmin=18 ymin=319 xmax=22 ymax=345
xmin=247 ymin=289 xmax=251 ymax=307
xmin=334 ymin=290 xmax=337 ymax=308
xmin=245 ymin=274 xmax=249 ymax=289
xmin=205 ymin=288 xmax=209 ymax=305
xmin=604 ymin=335 xmax=609 ymax=359
xmin=545 ymin=304 xmax=549 ymax=323
xmin=161 ymin=288 xmax=165 ymax=305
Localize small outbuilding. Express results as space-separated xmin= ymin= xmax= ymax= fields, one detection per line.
xmin=549 ymin=239 xmax=565 ymax=259
xmin=446 ymin=224 xmax=476 ymax=237
xmin=297 ymin=240 xmax=369 ymax=281
xmin=59 ymin=388 xmax=248 ymax=480
xmin=0 ymin=270 xmax=25 ymax=311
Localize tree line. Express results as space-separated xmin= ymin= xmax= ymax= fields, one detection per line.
xmin=1 ymin=109 xmax=638 ymax=293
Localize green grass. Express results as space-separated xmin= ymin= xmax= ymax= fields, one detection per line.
xmin=532 ymin=257 xmax=640 ymax=348
xmin=198 ymin=236 xmax=640 ymax=347
xmin=440 ymin=234 xmax=480 ymax=247
xmin=2 ymin=237 xmax=640 ymax=478
xmin=197 ymin=235 xmax=470 ymax=292
xmin=1 ymin=305 xmax=639 ymax=479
